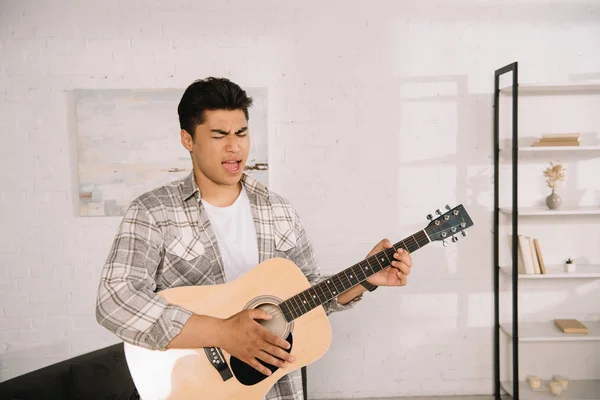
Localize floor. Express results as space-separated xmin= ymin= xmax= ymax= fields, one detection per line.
xmin=331 ymin=397 xmax=502 ymax=400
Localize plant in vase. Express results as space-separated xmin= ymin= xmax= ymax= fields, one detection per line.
xmin=543 ymin=160 xmax=566 ymax=209
xmin=564 ymin=258 xmax=576 ymax=272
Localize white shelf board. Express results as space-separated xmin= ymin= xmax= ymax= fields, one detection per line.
xmin=501 ymin=379 xmax=600 ymax=399
xmin=500 ymin=320 xmax=600 ymax=342
xmin=499 ymin=207 xmax=600 ymax=216
xmin=500 ymin=264 xmax=600 ymax=279
xmin=500 ymin=145 xmax=600 ymax=153
xmin=500 ymin=83 xmax=600 ymax=94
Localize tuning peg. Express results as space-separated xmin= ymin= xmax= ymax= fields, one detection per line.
xmin=442 ymin=239 xmax=448 ymax=247
xmin=451 ymin=236 xmax=459 ymax=243
xmin=461 ymin=231 xmax=467 ymax=237
xmin=427 ymin=214 xmax=433 ymax=221
xmin=445 ymin=204 xmax=451 ymax=210
xmin=435 ymin=209 xmax=442 ymax=216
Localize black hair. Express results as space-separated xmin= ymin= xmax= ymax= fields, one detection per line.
xmin=177 ymin=77 xmax=253 ymax=138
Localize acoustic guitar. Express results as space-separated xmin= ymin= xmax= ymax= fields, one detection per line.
xmin=124 ymin=204 xmax=474 ymax=399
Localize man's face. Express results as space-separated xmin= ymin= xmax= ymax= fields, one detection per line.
xmin=181 ymin=109 xmax=250 ymax=188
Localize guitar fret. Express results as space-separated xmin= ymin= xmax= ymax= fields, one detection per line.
xmin=299 ymin=292 xmax=311 ymax=311
xmin=332 ymin=274 xmax=344 ymax=295
xmin=293 ymin=294 xmax=307 ymax=314
xmin=356 ymin=261 xmax=369 ymax=281
xmin=372 ymin=253 xmax=385 ymax=271
xmin=285 ymin=300 xmax=297 ymax=320
xmin=351 ymin=265 xmax=363 ymax=282
xmin=410 ymin=235 xmax=420 ymax=250
xmin=307 ymin=289 xmax=318 ymax=309
xmin=316 ymin=283 xmax=328 ymax=304
xmin=342 ymin=269 xmax=352 ymax=287
xmin=382 ymin=249 xmax=393 ymax=265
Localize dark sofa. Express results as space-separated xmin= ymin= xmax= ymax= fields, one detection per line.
xmin=0 ymin=343 xmax=308 ymax=400
xmin=0 ymin=343 xmax=138 ymax=400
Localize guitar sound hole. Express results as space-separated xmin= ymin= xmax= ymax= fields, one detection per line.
xmin=230 ymin=332 xmax=293 ymax=386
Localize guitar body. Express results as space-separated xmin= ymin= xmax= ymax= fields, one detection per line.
xmin=124 ymin=258 xmax=332 ymax=400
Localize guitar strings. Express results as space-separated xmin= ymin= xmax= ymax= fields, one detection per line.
xmin=261 ymin=233 xmax=429 ymax=318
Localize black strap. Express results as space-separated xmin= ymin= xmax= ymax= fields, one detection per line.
xmin=204 ymin=347 xmax=233 ymax=381
xmin=361 ymin=280 xmax=378 ymax=292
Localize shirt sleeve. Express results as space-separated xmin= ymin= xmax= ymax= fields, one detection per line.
xmin=95 ymin=200 xmax=193 ymax=350
xmin=288 ymin=207 xmax=363 ymax=315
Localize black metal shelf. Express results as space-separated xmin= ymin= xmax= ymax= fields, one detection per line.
xmin=493 ymin=61 xmax=519 ymax=400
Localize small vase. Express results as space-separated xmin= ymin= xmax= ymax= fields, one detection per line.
xmin=546 ymin=189 xmax=561 ymax=209
xmin=564 ymin=263 xmax=576 ymax=272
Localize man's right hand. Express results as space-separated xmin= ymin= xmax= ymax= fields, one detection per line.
xmin=218 ymin=309 xmax=295 ymax=376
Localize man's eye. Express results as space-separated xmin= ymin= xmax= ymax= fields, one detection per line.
xmin=237 ymin=133 xmax=247 ymax=137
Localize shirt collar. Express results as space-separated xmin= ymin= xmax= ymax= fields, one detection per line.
xmin=181 ymin=171 xmax=269 ymax=202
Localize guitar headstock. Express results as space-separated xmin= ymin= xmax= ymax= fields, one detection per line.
xmin=424 ymin=204 xmax=474 ymax=246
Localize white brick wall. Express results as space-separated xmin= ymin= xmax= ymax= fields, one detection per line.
xmin=1 ymin=0 xmax=599 ymax=397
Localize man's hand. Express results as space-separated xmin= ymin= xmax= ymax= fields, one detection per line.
xmin=218 ymin=309 xmax=295 ymax=376
xmin=365 ymin=238 xmax=413 ymax=287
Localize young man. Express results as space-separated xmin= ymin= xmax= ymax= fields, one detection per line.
xmin=95 ymin=77 xmax=413 ymax=399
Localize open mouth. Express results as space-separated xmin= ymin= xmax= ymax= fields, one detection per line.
xmin=222 ymin=160 xmax=242 ymax=174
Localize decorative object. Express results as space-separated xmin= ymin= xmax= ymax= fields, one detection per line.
xmin=549 ymin=380 xmax=563 ymax=395
xmin=564 ymin=258 xmax=576 ymax=272
xmin=527 ymin=375 xmax=541 ymax=391
xmin=552 ymin=375 xmax=569 ymax=391
xmin=543 ymin=161 xmax=566 ymax=210
xmin=75 ymin=88 xmax=269 ymax=216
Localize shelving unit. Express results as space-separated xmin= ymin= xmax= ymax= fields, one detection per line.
xmin=500 ymin=145 xmax=600 ymax=153
xmin=500 ymin=264 xmax=600 ymax=279
xmin=493 ymin=62 xmax=600 ymax=400
xmin=499 ymin=207 xmax=600 ymax=216
xmin=500 ymin=320 xmax=600 ymax=342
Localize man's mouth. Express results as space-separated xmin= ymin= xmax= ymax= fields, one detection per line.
xmin=222 ymin=160 xmax=242 ymax=173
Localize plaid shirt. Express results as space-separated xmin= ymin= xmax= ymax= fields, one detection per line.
xmin=96 ymin=172 xmax=361 ymax=400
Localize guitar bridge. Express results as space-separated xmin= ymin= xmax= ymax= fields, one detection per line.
xmin=204 ymin=347 xmax=233 ymax=381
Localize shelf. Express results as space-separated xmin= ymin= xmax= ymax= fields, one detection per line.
xmin=500 ymin=264 xmax=600 ymax=279
xmin=500 ymin=83 xmax=600 ymax=95
xmin=500 ymin=145 xmax=600 ymax=153
xmin=499 ymin=207 xmax=600 ymax=216
xmin=500 ymin=320 xmax=600 ymax=342
xmin=501 ymin=379 xmax=600 ymax=399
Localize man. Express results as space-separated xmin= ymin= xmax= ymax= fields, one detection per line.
xmin=95 ymin=77 xmax=413 ymax=399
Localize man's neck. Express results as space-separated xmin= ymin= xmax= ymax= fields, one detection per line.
xmin=195 ymin=172 xmax=242 ymax=207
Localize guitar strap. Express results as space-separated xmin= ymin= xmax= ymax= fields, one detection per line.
xmin=204 ymin=347 xmax=233 ymax=381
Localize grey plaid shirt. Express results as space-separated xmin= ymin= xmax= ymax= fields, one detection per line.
xmin=96 ymin=172 xmax=361 ymax=399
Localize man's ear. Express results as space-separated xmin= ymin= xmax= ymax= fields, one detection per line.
xmin=180 ymin=129 xmax=194 ymax=152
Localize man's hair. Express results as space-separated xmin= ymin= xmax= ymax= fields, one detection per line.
xmin=177 ymin=77 xmax=253 ymax=138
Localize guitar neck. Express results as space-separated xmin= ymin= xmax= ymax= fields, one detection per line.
xmin=280 ymin=230 xmax=431 ymax=322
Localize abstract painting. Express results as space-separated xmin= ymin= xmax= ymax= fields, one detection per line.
xmin=75 ymin=87 xmax=268 ymax=216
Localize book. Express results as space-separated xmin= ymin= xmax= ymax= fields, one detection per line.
xmin=531 ymin=133 xmax=581 ymax=147
xmin=528 ymin=237 xmax=541 ymax=274
xmin=533 ymin=238 xmax=546 ymax=274
xmin=539 ymin=133 xmax=581 ymax=140
xmin=531 ymin=140 xmax=580 ymax=147
xmin=554 ymin=319 xmax=588 ymax=334
xmin=518 ymin=235 xmax=535 ymax=274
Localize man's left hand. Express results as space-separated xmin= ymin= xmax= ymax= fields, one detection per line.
xmin=364 ymin=238 xmax=413 ymax=287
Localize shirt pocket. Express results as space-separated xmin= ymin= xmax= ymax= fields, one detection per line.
xmin=274 ymin=219 xmax=297 ymax=252
xmin=163 ymin=235 xmax=214 ymax=286
xmin=165 ymin=235 xmax=205 ymax=261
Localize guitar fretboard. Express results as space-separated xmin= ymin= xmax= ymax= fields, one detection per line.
xmin=279 ymin=230 xmax=430 ymax=322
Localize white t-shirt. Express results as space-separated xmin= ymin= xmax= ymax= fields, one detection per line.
xmin=201 ymin=186 xmax=259 ymax=283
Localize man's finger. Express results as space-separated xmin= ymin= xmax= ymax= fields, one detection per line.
xmin=391 ymin=261 xmax=411 ymax=275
